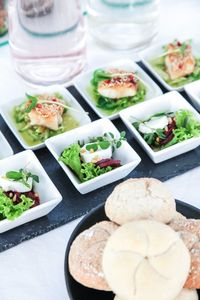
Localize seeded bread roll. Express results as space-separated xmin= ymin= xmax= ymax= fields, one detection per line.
xmin=184 ymin=241 xmax=200 ymax=289
xmin=169 ymin=218 xmax=200 ymax=289
xmin=114 ymin=288 xmax=198 ymax=300
xmin=68 ymin=221 xmax=118 ymax=291
xmin=105 ymin=178 xmax=176 ymax=225
xmin=178 ymin=231 xmax=198 ymax=250
xmin=171 ymin=212 xmax=187 ymax=221
xmin=103 ymin=220 xmax=190 ymax=300
xmin=170 ymin=219 xmax=200 ymax=240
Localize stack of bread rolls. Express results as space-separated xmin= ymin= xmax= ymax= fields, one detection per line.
xmin=68 ymin=178 xmax=200 ymax=300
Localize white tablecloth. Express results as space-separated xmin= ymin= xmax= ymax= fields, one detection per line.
xmin=0 ymin=1 xmax=200 ymax=299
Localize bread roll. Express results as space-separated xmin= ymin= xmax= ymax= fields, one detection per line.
xmin=105 ymin=178 xmax=176 ymax=225
xmin=68 ymin=221 xmax=118 ymax=291
xmin=175 ymin=288 xmax=198 ymax=300
xmin=169 ymin=218 xmax=200 ymax=288
xmin=103 ymin=220 xmax=190 ymax=300
xmin=184 ymin=241 xmax=200 ymax=289
xmin=114 ymin=288 xmax=198 ymax=300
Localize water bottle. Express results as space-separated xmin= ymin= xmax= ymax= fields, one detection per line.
xmin=8 ymin=0 xmax=87 ymax=86
xmin=87 ymin=0 xmax=160 ymax=50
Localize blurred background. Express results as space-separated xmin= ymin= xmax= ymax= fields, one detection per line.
xmin=0 ymin=0 xmax=200 ymax=90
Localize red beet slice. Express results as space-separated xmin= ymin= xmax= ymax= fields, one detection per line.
xmin=159 ymin=133 xmax=174 ymax=145
xmin=95 ymin=159 xmax=121 ymax=168
xmin=4 ymin=190 xmax=40 ymax=208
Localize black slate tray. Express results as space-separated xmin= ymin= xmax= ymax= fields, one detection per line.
xmin=0 ymin=63 xmax=200 ymax=252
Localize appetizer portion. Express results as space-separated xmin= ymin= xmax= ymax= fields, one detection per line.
xmin=90 ymin=68 xmax=146 ymax=114
xmin=13 ymin=92 xmax=80 ymax=146
xmin=59 ymin=131 xmax=126 ymax=183
xmin=132 ymin=109 xmax=200 ymax=150
xmin=150 ymin=39 xmax=200 ymax=87
xmin=0 ymin=168 xmax=40 ymax=221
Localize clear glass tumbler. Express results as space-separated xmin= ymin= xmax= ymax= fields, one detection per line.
xmin=87 ymin=0 xmax=160 ymax=50
xmin=8 ymin=0 xmax=86 ymax=86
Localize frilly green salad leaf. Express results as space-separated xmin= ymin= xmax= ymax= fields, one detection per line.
xmin=0 ymin=189 xmax=34 ymax=221
xmin=173 ymin=109 xmax=200 ymax=142
xmin=80 ymin=163 xmax=112 ymax=182
xmin=59 ymin=144 xmax=84 ymax=182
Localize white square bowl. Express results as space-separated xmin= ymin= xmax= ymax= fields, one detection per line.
xmin=120 ymin=91 xmax=200 ymax=164
xmin=73 ymin=58 xmax=163 ymax=120
xmin=184 ymin=79 xmax=200 ymax=111
xmin=45 ymin=118 xmax=141 ymax=194
xmin=0 ymin=131 xmax=13 ymax=159
xmin=0 ymin=150 xmax=62 ymax=233
xmin=0 ymin=85 xmax=91 ymax=150
xmin=140 ymin=40 xmax=200 ymax=92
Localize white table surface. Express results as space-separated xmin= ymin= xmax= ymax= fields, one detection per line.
xmin=0 ymin=1 xmax=200 ymax=299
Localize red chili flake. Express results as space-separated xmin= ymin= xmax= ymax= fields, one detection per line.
xmin=178 ymin=63 xmax=184 ymax=69
xmin=177 ymin=41 xmax=182 ymax=47
xmin=36 ymin=103 xmax=42 ymax=108
xmin=105 ymin=79 xmax=111 ymax=84
xmin=52 ymin=98 xmax=57 ymax=102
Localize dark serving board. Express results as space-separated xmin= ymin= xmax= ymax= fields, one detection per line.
xmin=0 ymin=62 xmax=200 ymax=252
xmin=64 ymin=201 xmax=200 ymax=300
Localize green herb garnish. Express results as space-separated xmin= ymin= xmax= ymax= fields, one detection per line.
xmin=6 ymin=169 xmax=39 ymax=188
xmin=25 ymin=94 xmax=38 ymax=113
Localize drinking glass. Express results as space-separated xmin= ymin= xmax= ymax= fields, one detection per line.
xmin=8 ymin=0 xmax=86 ymax=86
xmin=87 ymin=0 xmax=160 ymax=50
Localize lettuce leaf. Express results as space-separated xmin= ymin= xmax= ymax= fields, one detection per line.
xmin=161 ymin=109 xmax=200 ymax=149
xmin=0 ymin=189 xmax=34 ymax=221
xmin=59 ymin=144 xmax=84 ymax=182
xmin=81 ymin=163 xmax=112 ymax=182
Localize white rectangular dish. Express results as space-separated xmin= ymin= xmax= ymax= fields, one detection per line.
xmin=0 ymin=131 xmax=13 ymax=159
xmin=0 ymin=150 xmax=62 ymax=233
xmin=120 ymin=91 xmax=200 ymax=163
xmin=46 ymin=118 xmax=141 ymax=194
xmin=0 ymin=85 xmax=91 ymax=150
xmin=140 ymin=40 xmax=200 ymax=92
xmin=184 ymin=79 xmax=200 ymax=111
xmin=73 ymin=58 xmax=163 ymax=120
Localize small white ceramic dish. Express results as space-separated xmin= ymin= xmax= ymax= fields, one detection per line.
xmin=0 ymin=85 xmax=91 ymax=150
xmin=0 ymin=150 xmax=62 ymax=233
xmin=120 ymin=91 xmax=200 ymax=163
xmin=73 ymin=59 xmax=163 ymax=120
xmin=140 ymin=40 xmax=200 ymax=92
xmin=45 ymin=118 xmax=141 ymax=194
xmin=184 ymin=79 xmax=200 ymax=111
xmin=0 ymin=131 xmax=13 ymax=159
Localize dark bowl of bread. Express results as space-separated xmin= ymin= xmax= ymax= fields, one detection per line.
xmin=65 ymin=178 xmax=200 ymax=300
